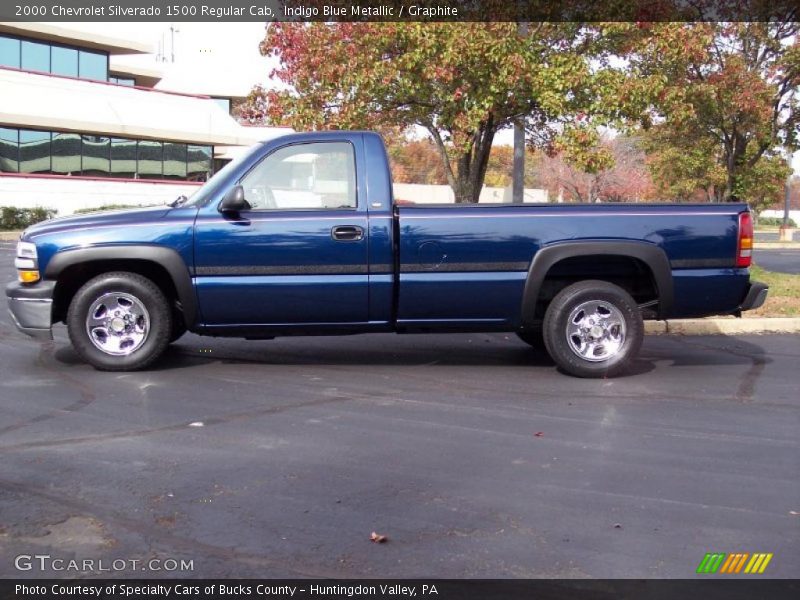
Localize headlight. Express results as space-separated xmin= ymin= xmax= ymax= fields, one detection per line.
xmin=15 ymin=241 xmax=40 ymax=283
xmin=17 ymin=241 xmax=37 ymax=259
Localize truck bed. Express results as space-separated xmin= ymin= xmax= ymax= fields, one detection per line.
xmin=395 ymin=203 xmax=750 ymax=327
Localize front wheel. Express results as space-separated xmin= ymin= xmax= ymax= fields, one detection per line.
xmin=67 ymin=272 xmax=172 ymax=371
xmin=542 ymin=280 xmax=643 ymax=378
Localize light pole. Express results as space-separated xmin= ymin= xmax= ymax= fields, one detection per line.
xmin=783 ymin=173 xmax=791 ymax=227
xmin=779 ymin=160 xmax=794 ymax=241
xmin=170 ymin=24 xmax=180 ymax=63
xmin=512 ymin=20 xmax=528 ymax=204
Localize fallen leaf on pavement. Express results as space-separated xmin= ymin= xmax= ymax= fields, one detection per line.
xmin=370 ymin=531 xmax=388 ymax=543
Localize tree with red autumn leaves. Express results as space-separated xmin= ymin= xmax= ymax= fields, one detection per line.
xmin=533 ymin=135 xmax=657 ymax=203
xmin=384 ymin=137 xmax=448 ymax=185
xmin=242 ymin=15 xmax=799 ymax=207
xmin=619 ymin=20 xmax=799 ymax=204
xmin=241 ymin=23 xmax=621 ymax=203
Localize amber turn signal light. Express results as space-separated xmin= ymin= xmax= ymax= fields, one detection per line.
xmin=18 ymin=270 xmax=40 ymax=283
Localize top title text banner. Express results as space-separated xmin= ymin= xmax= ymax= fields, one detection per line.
xmin=2 ymin=0 xmax=797 ymax=23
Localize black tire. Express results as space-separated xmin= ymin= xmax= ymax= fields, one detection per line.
xmin=516 ymin=326 xmax=544 ymax=349
xmin=542 ymin=280 xmax=643 ymax=378
xmin=66 ymin=272 xmax=172 ymax=371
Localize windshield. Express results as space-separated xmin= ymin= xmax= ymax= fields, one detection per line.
xmin=179 ymin=143 xmax=267 ymax=208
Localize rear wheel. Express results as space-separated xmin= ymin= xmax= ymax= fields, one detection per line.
xmin=67 ymin=272 xmax=172 ymax=371
xmin=542 ymin=280 xmax=643 ymax=378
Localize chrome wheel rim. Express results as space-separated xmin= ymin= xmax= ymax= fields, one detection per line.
xmin=565 ymin=300 xmax=626 ymax=362
xmin=85 ymin=292 xmax=150 ymax=356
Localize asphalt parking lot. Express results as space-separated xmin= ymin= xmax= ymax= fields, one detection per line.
xmin=755 ymin=249 xmax=800 ymax=274
xmin=755 ymin=232 xmax=781 ymax=243
xmin=0 ymin=244 xmax=798 ymax=579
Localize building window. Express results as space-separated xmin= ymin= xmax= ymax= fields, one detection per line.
xmin=212 ymin=97 xmax=231 ymax=114
xmin=137 ymin=140 xmax=163 ymax=179
xmin=21 ymin=40 xmax=49 ymax=73
xmin=0 ymin=127 xmax=213 ymax=181
xmin=110 ymin=138 xmax=137 ymax=177
xmin=0 ymin=127 xmax=19 ymax=173
xmin=81 ymin=135 xmax=110 ymax=175
xmin=51 ymin=132 xmax=82 ymax=175
xmin=188 ymin=145 xmax=213 ymax=181
xmin=19 ymin=129 xmax=51 ymax=174
xmin=78 ymin=49 xmax=108 ymax=81
xmin=163 ymin=142 xmax=188 ymax=179
xmin=0 ymin=35 xmax=21 ymax=69
xmin=51 ymin=46 xmax=78 ymax=78
xmin=0 ymin=34 xmax=109 ymax=82
xmin=109 ymin=76 xmax=135 ymax=86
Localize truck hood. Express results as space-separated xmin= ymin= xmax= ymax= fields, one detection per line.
xmin=22 ymin=206 xmax=172 ymax=240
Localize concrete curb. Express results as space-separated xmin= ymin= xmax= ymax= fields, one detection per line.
xmin=645 ymin=317 xmax=800 ymax=336
xmin=0 ymin=231 xmax=21 ymax=241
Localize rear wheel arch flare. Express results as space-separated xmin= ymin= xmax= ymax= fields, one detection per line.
xmin=521 ymin=241 xmax=673 ymax=324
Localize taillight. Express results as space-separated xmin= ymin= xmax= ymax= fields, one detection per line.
xmin=737 ymin=212 xmax=753 ymax=268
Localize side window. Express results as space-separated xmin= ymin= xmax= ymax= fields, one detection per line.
xmin=240 ymin=142 xmax=357 ymax=210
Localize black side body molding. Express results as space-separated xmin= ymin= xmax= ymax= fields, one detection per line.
xmin=521 ymin=241 xmax=674 ymax=323
xmin=44 ymin=245 xmax=197 ymax=327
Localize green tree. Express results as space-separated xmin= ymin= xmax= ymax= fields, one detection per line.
xmin=241 ymin=23 xmax=620 ymax=203
xmin=621 ymin=21 xmax=799 ymax=202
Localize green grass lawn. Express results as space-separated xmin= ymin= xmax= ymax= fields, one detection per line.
xmin=749 ymin=264 xmax=800 ymax=317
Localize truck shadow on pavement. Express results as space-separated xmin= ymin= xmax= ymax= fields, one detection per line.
xmin=47 ymin=334 xmax=672 ymax=377
xmin=657 ymin=336 xmax=772 ymax=401
xmin=53 ymin=341 xmax=557 ymax=369
xmin=47 ymin=332 xmax=770 ymax=384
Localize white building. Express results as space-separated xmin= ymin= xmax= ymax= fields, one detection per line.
xmin=0 ymin=22 xmax=286 ymax=215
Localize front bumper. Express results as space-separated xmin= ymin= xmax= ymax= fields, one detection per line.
xmin=5 ymin=280 xmax=55 ymax=340
xmin=739 ymin=280 xmax=769 ymax=312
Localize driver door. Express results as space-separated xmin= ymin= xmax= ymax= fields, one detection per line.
xmin=193 ymin=139 xmax=370 ymax=328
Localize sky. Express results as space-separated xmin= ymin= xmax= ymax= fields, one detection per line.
xmin=62 ymin=22 xmax=275 ymax=96
xmin=60 ymin=22 xmax=799 ymax=174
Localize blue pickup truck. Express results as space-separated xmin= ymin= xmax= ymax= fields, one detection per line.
xmin=6 ymin=131 xmax=767 ymax=377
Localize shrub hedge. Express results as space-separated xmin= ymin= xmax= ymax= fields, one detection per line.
xmin=757 ymin=216 xmax=797 ymax=228
xmin=0 ymin=206 xmax=57 ymax=230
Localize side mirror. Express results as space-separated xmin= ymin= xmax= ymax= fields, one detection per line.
xmin=219 ymin=185 xmax=250 ymax=213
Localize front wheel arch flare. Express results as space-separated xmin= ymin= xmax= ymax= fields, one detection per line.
xmin=45 ymin=245 xmax=197 ymax=328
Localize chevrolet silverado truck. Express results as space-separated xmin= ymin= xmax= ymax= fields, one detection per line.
xmin=6 ymin=131 xmax=768 ymax=377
